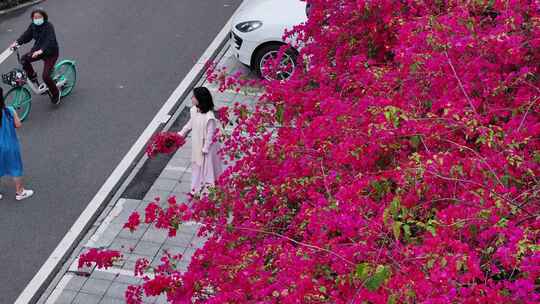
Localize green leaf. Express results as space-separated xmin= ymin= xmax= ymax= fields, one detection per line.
xmin=426 ymin=225 xmax=436 ymax=236
xmin=409 ymin=135 xmax=421 ymax=149
xmin=275 ymin=104 xmax=284 ymax=124
xmin=501 ymin=174 xmax=511 ymax=187
xmin=403 ymin=224 xmax=411 ymax=239
xmin=392 ymin=221 xmax=402 ymax=240
xmin=319 ymin=286 xmax=327 ymax=293
xmin=387 ymin=295 xmax=397 ymax=304
xmin=383 ymin=207 xmax=391 ymax=225
xmin=354 ymin=263 xmax=371 ymax=281
xmin=496 ymin=217 xmax=508 ymax=228
xmin=365 ymin=265 xmax=391 ymax=291
xmin=390 ymin=196 xmax=401 ymax=216
xmin=533 ymin=151 xmax=540 ymax=163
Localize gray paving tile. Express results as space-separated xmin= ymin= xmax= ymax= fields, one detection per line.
xmin=142 ymin=295 xmax=158 ymax=304
xmin=173 ymin=182 xmax=192 ymax=194
xmin=159 ymin=245 xmax=188 ymax=256
xmin=169 ymin=191 xmax=191 ymax=204
xmin=190 ymin=235 xmax=207 ymax=248
xmin=114 ymin=274 xmax=140 ymax=285
xmin=99 ymin=297 xmax=125 ymax=304
xmin=89 ymin=270 xmax=117 ymax=282
xmin=177 ymin=259 xmax=191 ymax=273
xmin=72 ymin=292 xmax=102 ymax=304
xmin=122 ymin=261 xmax=137 ymax=273
xmin=155 ymin=294 xmax=168 ymax=304
xmin=117 ymin=224 xmax=147 ymax=240
xmin=124 ymin=252 xmax=153 ymax=263
xmin=179 ymin=223 xmax=200 ymax=235
xmin=65 ymin=275 xmax=89 ymax=291
xmin=174 ymin=148 xmax=191 ymax=159
xmin=133 ymin=241 xmax=161 ymax=257
xmin=179 ymin=173 xmax=192 ymax=183
xmin=152 ymin=179 xmax=178 ymax=191
xmin=143 ymin=189 xmax=171 ymax=203
xmin=158 ymin=168 xmax=184 ymax=180
xmin=109 ymin=237 xmax=136 ymax=253
xmin=80 ymin=278 xmax=113 ymax=295
xmin=167 ymin=156 xmax=190 ymax=167
xmin=165 ymin=231 xmax=194 ymax=247
xmin=141 ymin=226 xmax=168 ymax=244
xmin=92 ymin=224 xmax=123 ymax=247
xmin=104 ymin=281 xmax=131 ymax=299
xmin=52 ymin=290 xmax=78 ymax=304
xmin=182 ymin=247 xmax=198 ymax=261
xmin=111 ymin=205 xmax=142 ymax=225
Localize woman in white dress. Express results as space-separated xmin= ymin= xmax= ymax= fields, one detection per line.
xmin=178 ymin=87 xmax=223 ymax=193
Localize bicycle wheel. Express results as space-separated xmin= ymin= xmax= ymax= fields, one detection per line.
xmin=4 ymin=87 xmax=32 ymax=121
xmin=53 ymin=61 xmax=77 ymax=97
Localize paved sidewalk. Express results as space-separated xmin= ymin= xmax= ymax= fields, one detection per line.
xmin=38 ymin=44 xmax=259 ymax=304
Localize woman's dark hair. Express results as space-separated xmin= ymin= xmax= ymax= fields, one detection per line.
xmin=193 ymin=86 xmax=214 ymax=114
xmin=31 ymin=9 xmax=48 ymax=21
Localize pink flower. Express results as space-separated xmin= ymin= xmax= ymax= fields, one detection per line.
xmin=123 ymin=212 xmax=141 ymax=232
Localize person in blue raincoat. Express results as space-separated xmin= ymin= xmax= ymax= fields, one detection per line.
xmin=0 ymin=87 xmax=34 ymax=201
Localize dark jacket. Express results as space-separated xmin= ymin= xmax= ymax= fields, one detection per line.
xmin=16 ymin=21 xmax=59 ymax=57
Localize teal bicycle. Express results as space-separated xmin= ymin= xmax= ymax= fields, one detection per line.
xmin=1 ymin=45 xmax=77 ymax=121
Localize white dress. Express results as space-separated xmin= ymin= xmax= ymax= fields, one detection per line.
xmin=179 ymin=107 xmax=223 ymax=193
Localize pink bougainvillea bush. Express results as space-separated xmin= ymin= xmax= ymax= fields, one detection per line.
xmin=80 ymin=0 xmax=540 ymax=302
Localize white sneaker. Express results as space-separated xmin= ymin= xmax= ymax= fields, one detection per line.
xmin=0 ymin=193 xmax=3 ymax=200
xmin=16 ymin=189 xmax=34 ymax=201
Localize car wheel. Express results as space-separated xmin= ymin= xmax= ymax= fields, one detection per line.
xmin=253 ymin=44 xmax=298 ymax=81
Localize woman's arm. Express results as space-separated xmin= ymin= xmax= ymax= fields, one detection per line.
xmin=16 ymin=25 xmax=33 ymax=45
xmin=12 ymin=109 xmax=22 ymax=129
xmin=202 ymin=119 xmax=218 ymax=154
xmin=178 ymin=107 xmax=195 ymax=137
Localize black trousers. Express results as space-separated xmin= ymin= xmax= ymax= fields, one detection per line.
xmin=21 ymin=52 xmax=59 ymax=99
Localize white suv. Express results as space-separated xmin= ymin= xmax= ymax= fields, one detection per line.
xmin=231 ymin=0 xmax=307 ymax=80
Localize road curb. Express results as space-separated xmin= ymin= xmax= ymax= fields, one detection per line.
xmin=14 ymin=5 xmax=239 ymax=303
xmin=0 ymin=0 xmax=43 ymax=16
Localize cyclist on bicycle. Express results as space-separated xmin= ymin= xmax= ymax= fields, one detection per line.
xmin=9 ymin=9 xmax=60 ymax=104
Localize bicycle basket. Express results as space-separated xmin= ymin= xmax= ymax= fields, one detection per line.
xmin=2 ymin=69 xmax=27 ymax=87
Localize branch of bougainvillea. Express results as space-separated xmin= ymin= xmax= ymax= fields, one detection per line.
xmin=517 ymin=96 xmax=539 ymax=132
xmin=320 ymin=159 xmax=335 ymax=201
xmin=516 ymin=214 xmax=540 ymax=226
xmin=442 ymin=139 xmax=504 ymax=188
xmin=514 ymin=185 xmax=540 ymax=204
xmin=525 ymin=81 xmax=540 ymax=94
xmin=419 ymin=134 xmax=431 ymax=154
xmin=423 ymin=169 xmax=533 ymax=216
xmin=230 ymin=225 xmax=355 ymax=266
xmin=444 ymin=51 xmax=478 ymax=116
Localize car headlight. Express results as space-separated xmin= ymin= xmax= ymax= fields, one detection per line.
xmin=235 ymin=21 xmax=263 ymax=33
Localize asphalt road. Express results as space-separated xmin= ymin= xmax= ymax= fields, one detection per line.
xmin=0 ymin=0 xmax=241 ymax=302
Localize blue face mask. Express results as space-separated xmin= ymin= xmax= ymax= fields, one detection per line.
xmin=33 ymin=18 xmax=44 ymax=26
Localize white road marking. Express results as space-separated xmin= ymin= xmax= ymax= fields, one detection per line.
xmin=15 ymin=1 xmax=246 ymax=302
xmin=0 ymin=48 xmax=13 ymax=65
